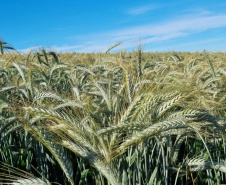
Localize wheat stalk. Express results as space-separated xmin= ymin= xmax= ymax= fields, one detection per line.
xmin=119 ymin=119 xmax=187 ymax=151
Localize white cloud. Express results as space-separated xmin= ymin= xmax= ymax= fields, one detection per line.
xmin=109 ymin=13 xmax=226 ymax=38
xmin=19 ymin=11 xmax=226 ymax=53
xmin=153 ymin=36 xmax=226 ymax=51
xmin=72 ymin=12 xmax=226 ymax=52
xmin=18 ymin=46 xmax=43 ymax=53
xmin=126 ymin=5 xmax=157 ymax=15
xmin=19 ymin=45 xmax=84 ymax=53
xmin=51 ymin=45 xmax=84 ymax=52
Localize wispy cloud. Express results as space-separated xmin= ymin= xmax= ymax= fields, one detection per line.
xmin=18 ymin=46 xmax=43 ymax=53
xmin=19 ymin=11 xmax=226 ymax=53
xmin=51 ymin=45 xmax=84 ymax=52
xmin=126 ymin=5 xmax=157 ymax=15
xmin=19 ymin=45 xmax=84 ymax=53
xmin=71 ymin=11 xmax=226 ymax=52
xmin=151 ymin=36 xmax=226 ymax=52
xmin=110 ymin=13 xmax=226 ymax=38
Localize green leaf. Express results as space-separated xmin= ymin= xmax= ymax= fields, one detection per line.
xmin=157 ymin=180 xmax=162 ymax=185
xmin=148 ymin=167 xmax=158 ymax=185
xmin=21 ymin=160 xmax=25 ymax=166
xmin=128 ymin=152 xmax=137 ymax=167
xmin=79 ymin=169 xmax=89 ymax=185
xmin=122 ymin=169 xmax=128 ymax=185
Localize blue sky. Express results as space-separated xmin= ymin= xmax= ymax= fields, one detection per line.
xmin=1 ymin=0 xmax=226 ymax=53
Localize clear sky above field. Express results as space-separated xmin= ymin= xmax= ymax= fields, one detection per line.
xmin=1 ymin=0 xmax=226 ymax=53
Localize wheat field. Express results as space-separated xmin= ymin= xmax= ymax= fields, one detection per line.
xmin=0 ymin=48 xmax=225 ymax=185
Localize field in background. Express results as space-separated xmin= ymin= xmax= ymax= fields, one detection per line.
xmin=0 ymin=50 xmax=225 ymax=185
